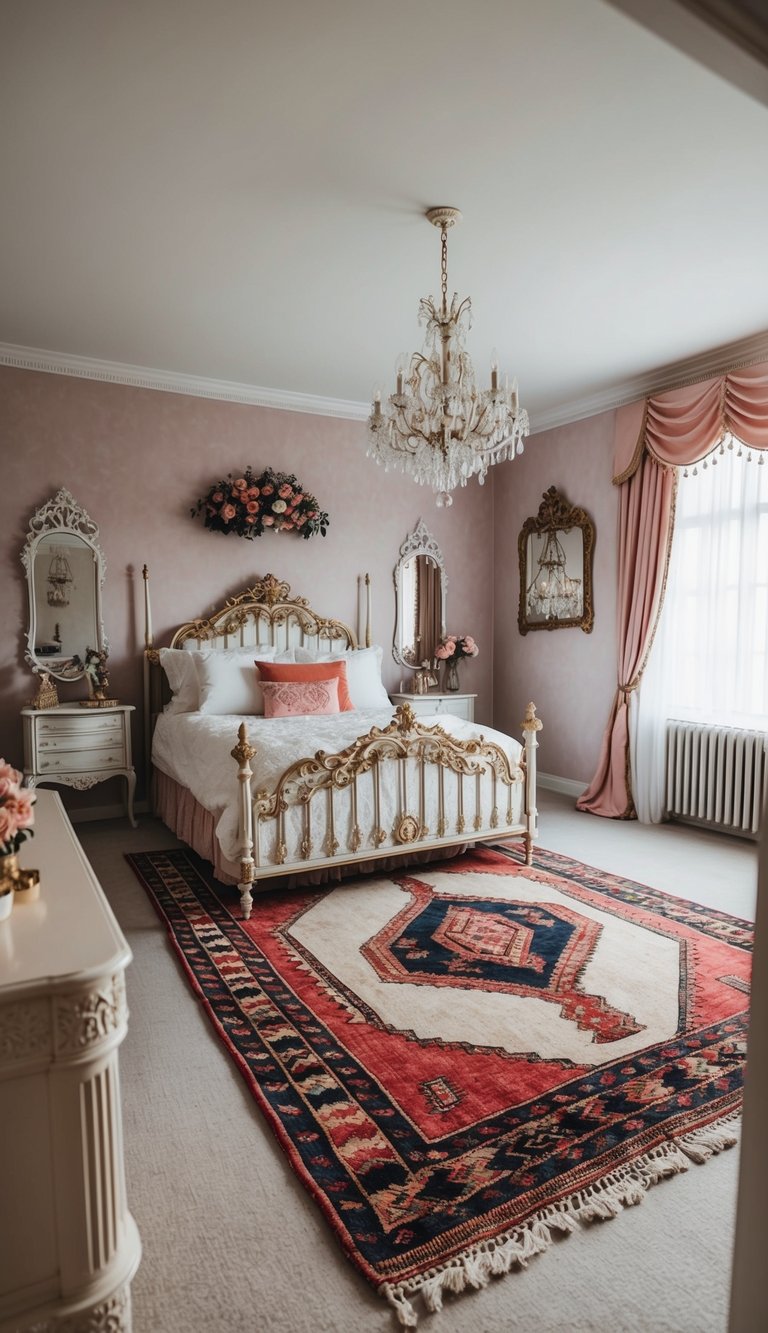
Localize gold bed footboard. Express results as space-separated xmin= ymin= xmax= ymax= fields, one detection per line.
xmin=231 ymin=703 xmax=541 ymax=918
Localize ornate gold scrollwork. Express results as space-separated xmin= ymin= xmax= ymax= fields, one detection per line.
xmin=349 ymin=825 xmax=363 ymax=852
xmin=168 ymin=574 xmax=357 ymax=650
xmin=394 ymin=813 xmax=421 ymax=845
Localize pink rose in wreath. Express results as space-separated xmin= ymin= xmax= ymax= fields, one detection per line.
xmin=246 ymin=500 xmax=260 ymax=514
xmin=221 ymin=503 xmax=237 ymax=522
xmin=278 ymin=483 xmax=293 ymax=499
xmin=263 ymin=515 xmax=275 ymax=526
xmin=261 ymin=483 xmax=274 ymax=496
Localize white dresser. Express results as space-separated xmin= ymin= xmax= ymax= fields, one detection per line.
xmin=0 ymin=790 xmax=140 ymax=1332
xmin=21 ymin=705 xmax=136 ymax=827
xmin=390 ymin=691 xmax=477 ymax=723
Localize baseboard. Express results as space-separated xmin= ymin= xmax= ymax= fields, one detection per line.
xmin=69 ymin=799 xmax=150 ymax=825
xmin=538 ymin=772 xmax=587 ymax=799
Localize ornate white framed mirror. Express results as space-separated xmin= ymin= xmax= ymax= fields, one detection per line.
xmin=21 ymin=489 xmax=108 ymax=681
xmin=393 ymin=519 xmax=447 ymax=671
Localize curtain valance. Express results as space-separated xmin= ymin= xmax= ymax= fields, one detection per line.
xmin=613 ymin=358 xmax=768 ymax=484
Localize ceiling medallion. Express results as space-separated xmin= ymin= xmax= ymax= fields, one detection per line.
xmin=366 ymin=207 xmax=529 ymax=507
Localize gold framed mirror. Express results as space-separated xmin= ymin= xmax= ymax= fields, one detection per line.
xmin=518 ymin=486 xmax=595 ymax=635
xmin=21 ymin=489 xmax=108 ymax=681
xmin=393 ymin=519 xmax=447 ymax=671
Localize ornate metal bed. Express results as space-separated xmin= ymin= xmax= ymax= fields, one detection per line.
xmin=143 ymin=570 xmax=542 ymax=917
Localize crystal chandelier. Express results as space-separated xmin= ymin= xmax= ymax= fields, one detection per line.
xmin=47 ymin=550 xmax=73 ymax=607
xmin=526 ymin=529 xmax=582 ymax=622
xmin=366 ymin=207 xmax=529 ymax=507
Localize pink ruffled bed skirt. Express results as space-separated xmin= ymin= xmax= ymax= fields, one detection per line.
xmin=153 ymin=769 xmax=465 ymax=891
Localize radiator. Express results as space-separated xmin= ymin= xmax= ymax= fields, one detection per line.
xmin=665 ymin=721 xmax=767 ymax=837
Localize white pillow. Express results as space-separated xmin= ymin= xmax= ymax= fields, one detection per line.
xmin=159 ymin=647 xmax=202 ymax=715
xmin=295 ymin=645 xmax=389 ymax=710
xmin=161 ymin=644 xmax=281 ymax=714
xmin=194 ymin=648 xmax=301 ymax=715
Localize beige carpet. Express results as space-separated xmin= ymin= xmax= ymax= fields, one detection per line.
xmin=78 ymin=793 xmax=757 ymax=1333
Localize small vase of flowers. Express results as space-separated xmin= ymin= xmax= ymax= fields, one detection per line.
xmin=435 ymin=634 xmax=479 ymax=692
xmin=0 ymin=761 xmax=38 ymax=916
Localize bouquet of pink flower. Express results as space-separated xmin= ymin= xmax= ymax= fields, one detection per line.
xmin=191 ymin=467 xmax=329 ymax=540
xmin=435 ymin=634 xmax=479 ymax=661
xmin=0 ymin=761 xmax=35 ymax=856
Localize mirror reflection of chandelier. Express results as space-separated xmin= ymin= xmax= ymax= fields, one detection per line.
xmin=47 ymin=550 xmax=74 ymax=607
xmin=527 ymin=530 xmax=582 ymax=621
xmin=366 ymin=207 xmax=530 ymax=508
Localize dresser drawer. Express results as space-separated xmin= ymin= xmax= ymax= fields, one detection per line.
xmin=37 ymin=731 xmax=125 ymax=754
xmin=37 ymin=713 xmax=123 ymax=738
xmin=35 ymin=746 xmax=127 ymax=776
xmin=391 ymin=693 xmax=475 ymax=723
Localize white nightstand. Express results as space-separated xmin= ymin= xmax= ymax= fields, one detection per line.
xmin=21 ymin=704 xmax=137 ymax=827
xmin=390 ymin=691 xmax=477 ymax=723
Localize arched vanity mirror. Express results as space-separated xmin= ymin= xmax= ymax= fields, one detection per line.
xmin=21 ymin=489 xmax=108 ymax=681
xmin=393 ymin=519 xmax=447 ymax=671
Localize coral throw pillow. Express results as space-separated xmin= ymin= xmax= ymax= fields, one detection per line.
xmin=256 ymin=660 xmax=353 ymax=711
xmin=261 ymin=677 xmax=340 ymax=718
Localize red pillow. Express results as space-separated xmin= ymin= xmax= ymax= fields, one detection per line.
xmin=255 ymin=659 xmax=354 ymax=711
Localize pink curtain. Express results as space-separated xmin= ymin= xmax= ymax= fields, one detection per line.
xmin=578 ymin=358 xmax=768 ymax=819
xmin=613 ymin=360 xmax=768 ymax=482
xmin=577 ymin=456 xmax=675 ymax=817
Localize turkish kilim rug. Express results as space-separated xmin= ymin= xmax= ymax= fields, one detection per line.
xmin=127 ymin=844 xmax=751 ymax=1327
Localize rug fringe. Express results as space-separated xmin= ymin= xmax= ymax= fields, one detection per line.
xmin=379 ymin=1112 xmax=740 ymax=1327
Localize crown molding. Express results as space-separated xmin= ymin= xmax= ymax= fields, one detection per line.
xmin=529 ymin=328 xmax=768 ymax=434
xmin=2 ymin=327 xmax=768 ymax=435
xmin=0 ymin=342 xmax=371 ymax=422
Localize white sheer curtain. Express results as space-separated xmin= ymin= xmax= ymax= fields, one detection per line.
xmin=630 ymin=445 xmax=768 ymax=823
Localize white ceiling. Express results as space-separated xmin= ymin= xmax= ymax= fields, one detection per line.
xmin=2 ymin=0 xmax=768 ymax=426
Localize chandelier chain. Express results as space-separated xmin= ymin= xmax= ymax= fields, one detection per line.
xmin=440 ymin=226 xmax=448 ymax=313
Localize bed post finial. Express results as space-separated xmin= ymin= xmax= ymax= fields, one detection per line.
xmin=142 ymin=564 xmax=153 ymax=649
xmin=521 ymin=703 xmax=542 ymax=866
xmin=232 ymin=722 xmax=257 ymax=919
xmin=365 ymin=572 xmax=372 ymax=648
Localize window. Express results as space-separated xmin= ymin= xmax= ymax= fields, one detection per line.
xmin=661 ymin=442 xmax=768 ymax=728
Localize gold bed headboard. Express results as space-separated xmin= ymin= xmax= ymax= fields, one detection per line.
xmin=141 ymin=568 xmax=371 ymax=801
xmin=167 ymin=572 xmax=358 ymax=652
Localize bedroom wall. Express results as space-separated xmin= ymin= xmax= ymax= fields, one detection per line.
xmin=493 ymin=409 xmax=619 ymax=786
xmin=0 ymin=366 xmax=495 ymax=809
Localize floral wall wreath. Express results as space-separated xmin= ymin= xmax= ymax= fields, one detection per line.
xmin=191 ymin=467 xmax=329 ymax=540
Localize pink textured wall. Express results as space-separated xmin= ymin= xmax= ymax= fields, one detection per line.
xmin=492 ymin=411 xmax=619 ymax=785
xmin=0 ymin=367 xmax=494 ymax=807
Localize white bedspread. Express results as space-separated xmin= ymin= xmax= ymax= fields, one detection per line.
xmin=153 ymin=707 xmax=523 ymax=863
